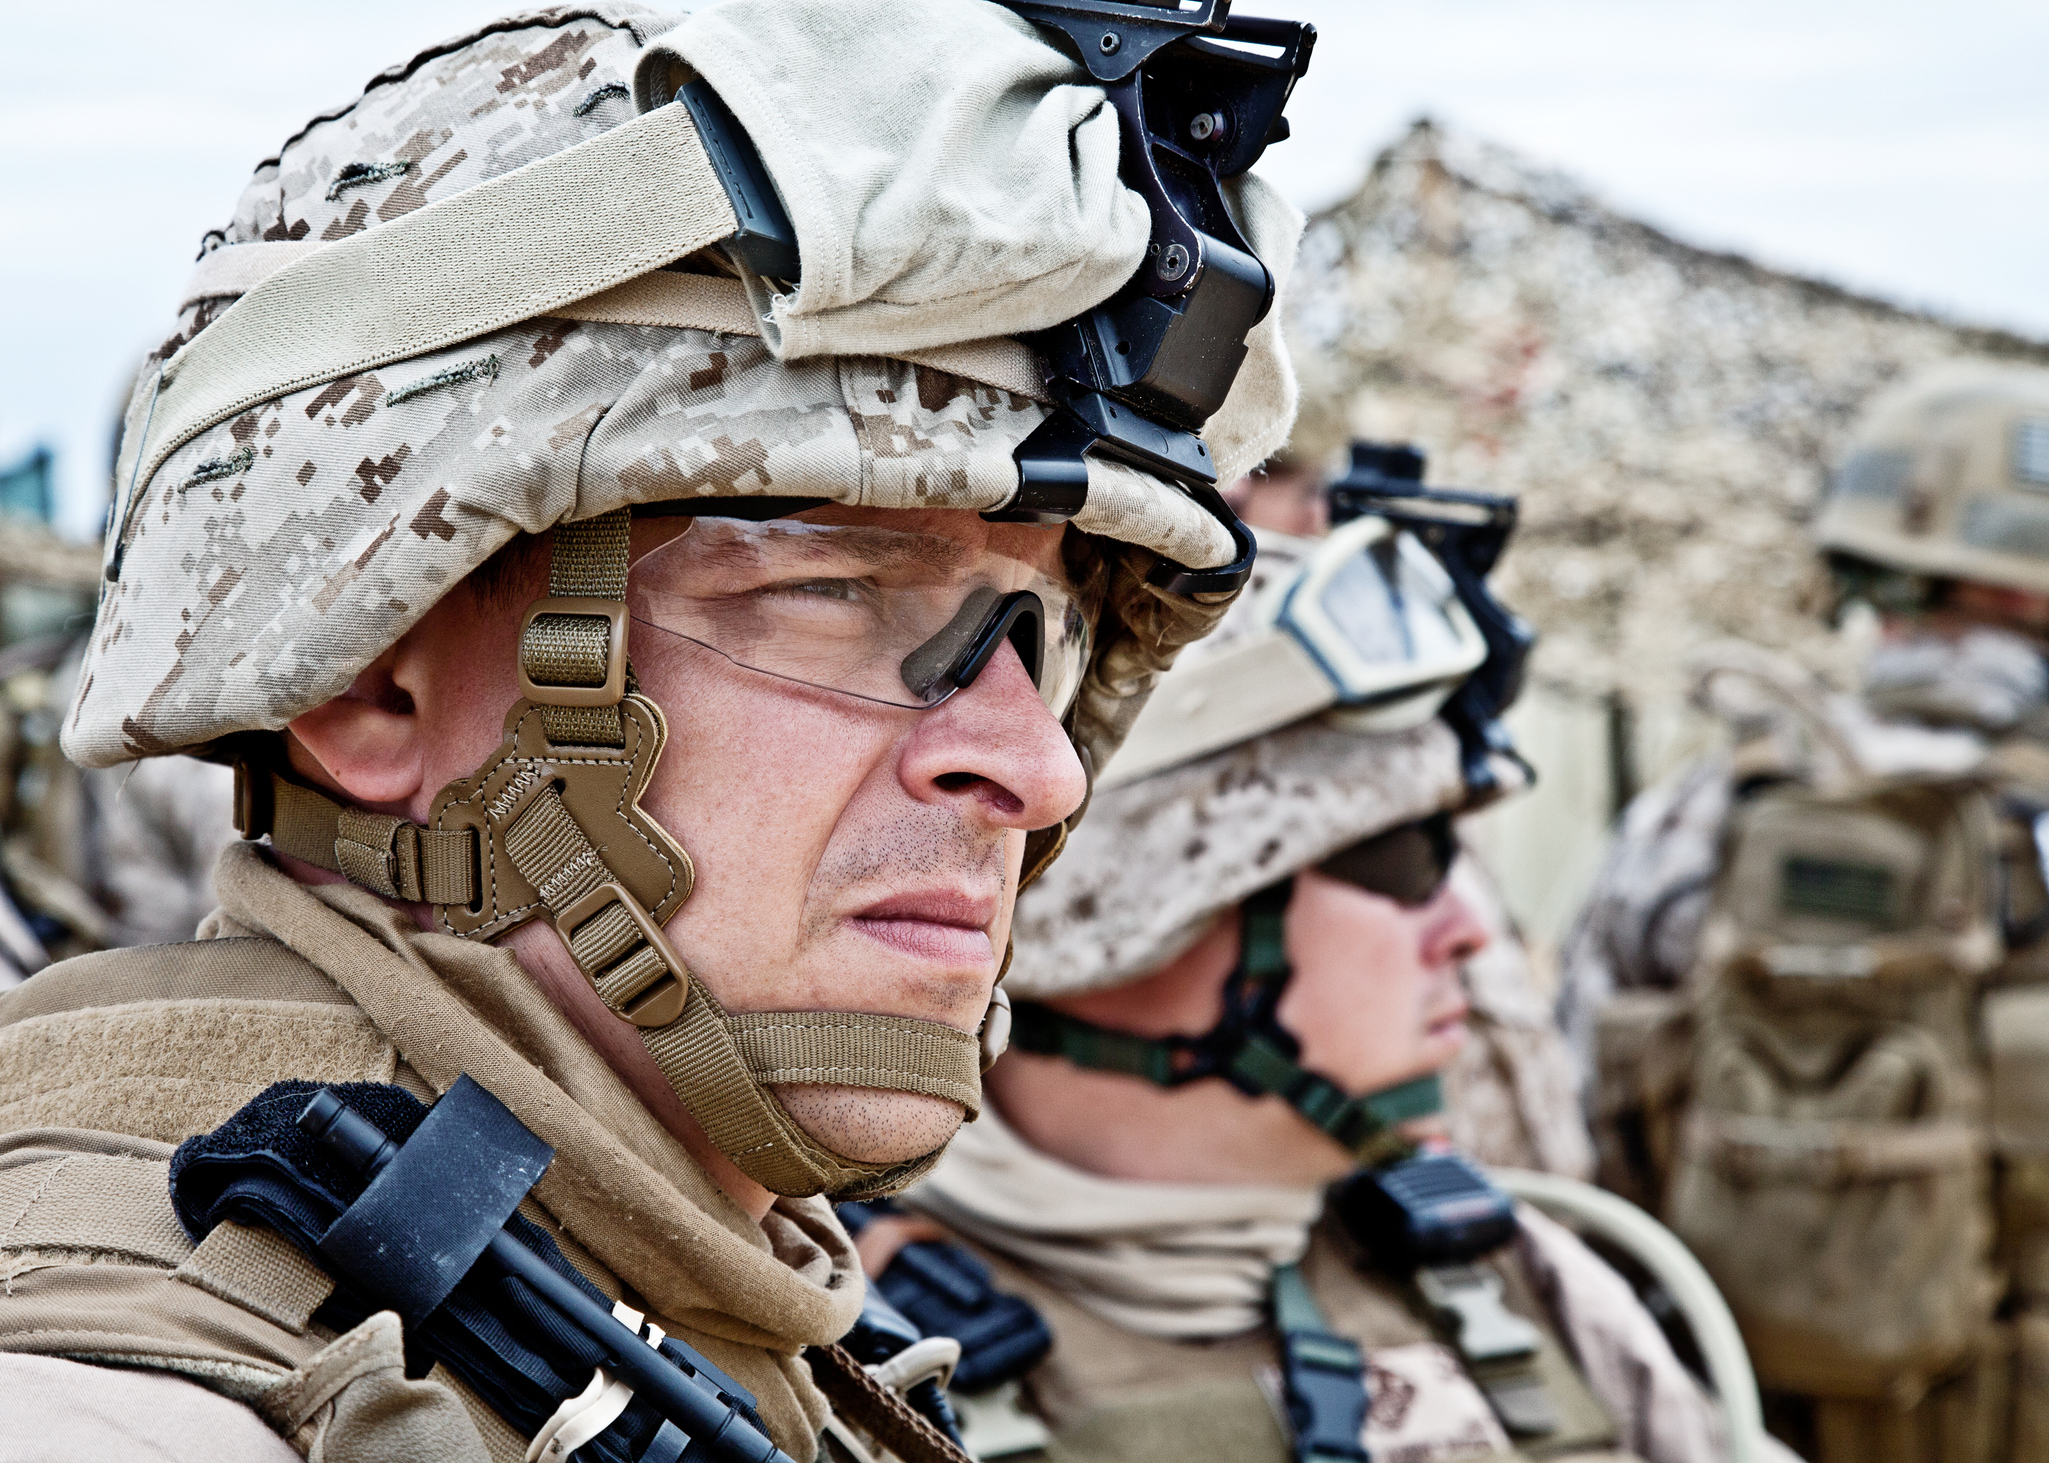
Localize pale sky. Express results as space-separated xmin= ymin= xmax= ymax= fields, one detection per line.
xmin=5 ymin=1 xmax=2046 ymax=539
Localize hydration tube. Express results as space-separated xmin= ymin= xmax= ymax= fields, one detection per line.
xmin=1490 ymin=1168 xmax=1764 ymax=1463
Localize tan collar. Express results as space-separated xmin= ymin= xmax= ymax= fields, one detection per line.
xmin=206 ymin=841 xmax=863 ymax=1355
xmin=904 ymin=1102 xmax=1322 ymax=1340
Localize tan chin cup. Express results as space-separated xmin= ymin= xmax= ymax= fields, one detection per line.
xmin=428 ymin=692 xmax=692 ymax=943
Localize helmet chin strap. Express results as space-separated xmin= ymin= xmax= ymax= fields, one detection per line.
xmin=1008 ymin=879 xmax=1443 ymax=1167
xmin=236 ymin=508 xmax=1012 ymax=1200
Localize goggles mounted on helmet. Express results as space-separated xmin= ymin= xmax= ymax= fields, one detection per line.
xmin=1328 ymin=442 xmax=1538 ymax=793
xmin=1103 ymin=446 xmax=1527 ymax=790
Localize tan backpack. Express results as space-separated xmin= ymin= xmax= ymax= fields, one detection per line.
xmin=1668 ymin=772 xmax=2005 ymax=1401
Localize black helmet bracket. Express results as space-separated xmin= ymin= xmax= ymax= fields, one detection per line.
xmin=677 ymin=1 xmax=1313 ymax=597
xmin=980 ymin=0 xmax=1316 ymax=597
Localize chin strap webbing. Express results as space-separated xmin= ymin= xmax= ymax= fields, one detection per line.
xmin=524 ymin=510 xmax=632 ymax=748
xmin=497 ymin=774 xmax=977 ymax=1198
xmin=234 ymin=761 xmax=479 ymax=906
xmin=1009 ymin=879 xmax=1444 ymax=1164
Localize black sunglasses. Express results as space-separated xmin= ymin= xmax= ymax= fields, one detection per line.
xmin=1316 ymin=812 xmax=1459 ymax=909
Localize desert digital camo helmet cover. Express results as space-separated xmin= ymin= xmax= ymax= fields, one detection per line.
xmin=73 ymin=1 xmax=1301 ymax=774
xmin=67 ymin=3 xmax=1302 ymax=1198
xmin=1815 ymin=362 xmax=2049 ymax=597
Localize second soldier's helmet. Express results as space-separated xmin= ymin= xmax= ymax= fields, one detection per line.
xmin=1814 ymin=362 xmax=2049 ymax=598
xmin=1003 ymin=454 xmax=1535 ymax=1162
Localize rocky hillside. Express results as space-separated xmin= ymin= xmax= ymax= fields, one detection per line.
xmin=1287 ymin=119 xmax=2049 ymax=712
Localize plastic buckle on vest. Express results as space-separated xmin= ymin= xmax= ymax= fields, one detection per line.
xmin=519 ymin=597 xmax=628 ymax=708
xmin=1279 ymin=1329 xmax=1371 ymax=1463
xmin=1415 ymin=1265 xmax=1541 ymax=1364
xmin=557 ymin=880 xmax=690 ymax=1028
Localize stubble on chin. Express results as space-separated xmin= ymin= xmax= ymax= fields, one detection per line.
xmin=774 ymin=807 xmax=1007 ymax=1162
xmin=773 ymin=1084 xmax=966 ymax=1164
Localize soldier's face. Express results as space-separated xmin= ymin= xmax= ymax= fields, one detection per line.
xmin=991 ymin=865 xmax=1487 ymax=1185
xmin=1274 ymin=867 xmax=1481 ymax=1099
xmin=286 ymin=506 xmax=1090 ymax=1205
xmin=625 ymin=509 xmax=1089 ymax=1161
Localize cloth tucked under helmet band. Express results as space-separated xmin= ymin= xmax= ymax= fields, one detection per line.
xmin=1009 ymin=879 xmax=1443 ymax=1165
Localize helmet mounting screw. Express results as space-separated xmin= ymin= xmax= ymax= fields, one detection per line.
xmin=1157 ymin=242 xmax=1190 ymax=281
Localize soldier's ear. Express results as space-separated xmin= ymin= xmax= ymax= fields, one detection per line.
xmin=285 ymin=575 xmax=531 ymax=818
xmin=287 ymin=641 xmax=429 ymax=808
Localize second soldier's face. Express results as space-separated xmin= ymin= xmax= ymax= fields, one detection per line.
xmin=1273 ymin=867 xmax=1482 ymax=1097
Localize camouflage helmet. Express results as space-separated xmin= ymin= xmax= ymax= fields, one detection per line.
xmin=1001 ymin=518 xmax=1529 ymax=1164
xmin=1007 ymin=524 xmax=1524 ymax=1001
xmin=66 ymin=3 xmax=1304 ymax=1199
xmin=1814 ymin=362 xmax=2049 ymax=597
xmin=71 ymin=2 xmax=1300 ymax=774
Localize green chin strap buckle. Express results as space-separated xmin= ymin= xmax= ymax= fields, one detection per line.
xmin=1008 ymin=878 xmax=1446 ymax=1164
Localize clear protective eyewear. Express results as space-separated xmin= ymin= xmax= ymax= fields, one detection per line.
xmin=1101 ymin=513 xmax=1489 ymax=788
xmin=627 ymin=516 xmax=1100 ymax=718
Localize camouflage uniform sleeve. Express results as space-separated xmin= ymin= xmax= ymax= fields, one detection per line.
xmin=1511 ymin=1205 xmax=1723 ymax=1463
xmin=1554 ymin=755 xmax=1734 ymax=1075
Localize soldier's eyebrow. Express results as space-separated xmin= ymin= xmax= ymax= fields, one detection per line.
xmin=762 ymin=527 xmax=971 ymax=573
xmin=729 ymin=520 xmax=967 ymax=573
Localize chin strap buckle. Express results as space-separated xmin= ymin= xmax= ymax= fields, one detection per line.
xmin=498 ymin=781 xmax=691 ymax=1028
xmin=523 ymin=509 xmax=635 ymax=748
xmin=552 ymin=879 xmax=690 ymax=1029
xmin=518 ymin=597 xmax=629 ymax=708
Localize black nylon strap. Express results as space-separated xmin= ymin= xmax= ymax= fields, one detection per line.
xmin=1010 ymin=878 xmax=1443 ymax=1161
xmin=316 ymin=1076 xmax=553 ymax=1323
xmin=1271 ymin=1262 xmax=1370 ymax=1463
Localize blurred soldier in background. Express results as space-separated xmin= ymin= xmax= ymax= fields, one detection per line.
xmin=852 ymin=474 xmax=1754 ymax=1463
xmin=1561 ymin=364 xmax=2049 ymax=1460
xmin=0 ymin=448 xmax=235 ymax=987
xmin=1231 ymin=445 xmax=1595 ymax=1180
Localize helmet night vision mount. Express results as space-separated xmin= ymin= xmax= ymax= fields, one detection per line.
xmin=982 ymin=2 xmax=1315 ymax=578
xmin=695 ymin=0 xmax=1315 ymax=597
xmin=1330 ymin=443 xmax=1538 ymax=793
